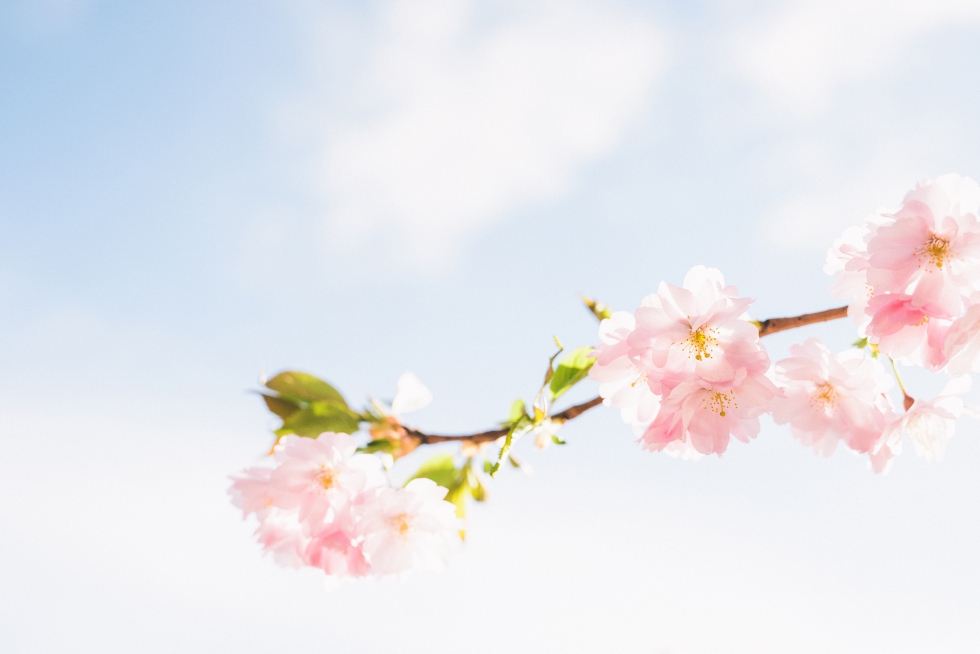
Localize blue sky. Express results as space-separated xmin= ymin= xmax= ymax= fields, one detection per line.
xmin=3 ymin=1 xmax=980 ymax=652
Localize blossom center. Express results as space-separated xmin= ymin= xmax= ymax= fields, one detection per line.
xmin=702 ymin=390 xmax=736 ymax=417
xmin=684 ymin=326 xmax=718 ymax=361
xmin=918 ymin=234 xmax=952 ymax=269
xmin=390 ymin=514 xmax=412 ymax=543
xmin=315 ymin=466 xmax=336 ymax=490
xmin=810 ymin=383 xmax=838 ymax=412
xmin=629 ymin=365 xmax=648 ymax=388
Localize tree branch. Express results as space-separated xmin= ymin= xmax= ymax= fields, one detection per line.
xmin=404 ymin=305 xmax=851 ymax=444
xmin=755 ymin=305 xmax=849 ymax=337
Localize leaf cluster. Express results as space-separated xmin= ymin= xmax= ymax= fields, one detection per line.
xmin=259 ymin=371 xmax=363 ymax=437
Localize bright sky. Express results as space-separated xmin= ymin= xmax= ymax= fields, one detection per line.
xmin=3 ymin=1 xmax=980 ymax=652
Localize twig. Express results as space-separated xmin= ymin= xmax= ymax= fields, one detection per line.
xmin=755 ymin=306 xmax=849 ymax=337
xmin=404 ymin=306 xmax=851 ymax=444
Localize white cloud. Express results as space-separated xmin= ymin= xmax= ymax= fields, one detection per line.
xmin=309 ymin=0 xmax=666 ymax=265
xmin=734 ymin=0 xmax=980 ymax=117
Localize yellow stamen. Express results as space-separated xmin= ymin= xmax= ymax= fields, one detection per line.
xmin=918 ymin=234 xmax=952 ymax=269
xmin=702 ymin=390 xmax=736 ymax=417
xmin=810 ymin=383 xmax=838 ymax=412
xmin=315 ymin=466 xmax=336 ymax=490
xmin=390 ymin=514 xmax=412 ymax=543
xmin=684 ymin=326 xmax=719 ymax=361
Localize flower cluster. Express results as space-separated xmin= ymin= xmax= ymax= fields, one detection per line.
xmin=593 ymin=177 xmax=980 ymax=470
xmin=229 ymin=432 xmax=459 ymax=580
xmin=590 ymin=266 xmax=779 ymax=456
xmin=827 ymin=174 xmax=980 ymax=372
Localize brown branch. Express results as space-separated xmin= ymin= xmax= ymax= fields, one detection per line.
xmin=404 ymin=396 xmax=604 ymax=445
xmin=404 ymin=306 xmax=850 ymax=444
xmin=755 ymin=305 xmax=849 ymax=337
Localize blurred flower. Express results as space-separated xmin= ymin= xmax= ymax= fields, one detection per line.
xmin=229 ymin=433 xmax=459 ymax=581
xmin=268 ymin=432 xmax=385 ymax=529
xmin=876 ymin=376 xmax=971 ymax=464
xmin=360 ymin=479 xmax=460 ymax=576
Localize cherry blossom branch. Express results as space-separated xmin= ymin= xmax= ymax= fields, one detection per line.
xmin=403 ymin=305 xmax=852 ymax=445
xmin=754 ymin=305 xmax=849 ymax=337
xmin=404 ymin=396 xmax=604 ymax=445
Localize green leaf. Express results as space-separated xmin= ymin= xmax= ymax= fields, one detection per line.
xmin=853 ymin=336 xmax=869 ymax=349
xmin=483 ymin=460 xmax=494 ymax=474
xmin=407 ymin=454 xmax=458 ymax=489
xmin=548 ymin=346 xmax=596 ymax=400
xmin=277 ymin=401 xmax=361 ymax=437
xmin=551 ymin=434 xmax=566 ymax=445
xmin=265 ymin=371 xmax=347 ymax=406
xmin=259 ymin=393 xmax=301 ymax=420
xmin=444 ymin=480 xmax=470 ymax=520
xmin=507 ymin=399 xmax=527 ymax=424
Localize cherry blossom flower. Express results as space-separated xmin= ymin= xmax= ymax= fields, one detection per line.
xmin=864 ymin=294 xmax=949 ymax=368
xmin=588 ymin=311 xmax=661 ymax=426
xmin=254 ymin=510 xmax=308 ymax=569
xmin=620 ymin=266 xmax=778 ymax=455
xmin=875 ymin=376 xmax=971 ymax=464
xmin=825 ymin=223 xmax=877 ymax=335
xmin=865 ymin=174 xmax=980 ymax=317
xmin=769 ymin=338 xmax=894 ymax=457
xmin=360 ymin=478 xmax=460 ymax=576
xmin=304 ymin=522 xmax=371 ymax=578
xmin=640 ymin=374 xmax=778 ymax=455
xmin=229 ymin=465 xmax=274 ymax=517
xmin=390 ymin=371 xmax=433 ymax=416
xmin=368 ymin=372 xmax=434 ymax=458
xmin=628 ymin=266 xmax=759 ymax=391
xmin=942 ymin=301 xmax=980 ymax=376
xmin=595 ymin=266 xmax=778 ymax=456
xmin=267 ymin=432 xmax=385 ymax=529
xmin=231 ymin=433 xmax=463 ymax=580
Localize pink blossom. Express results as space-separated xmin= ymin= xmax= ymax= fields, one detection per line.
xmin=305 ymin=523 xmax=371 ymax=577
xmin=640 ymin=374 xmax=778 ymax=456
xmin=864 ymin=294 xmax=949 ymax=369
xmin=229 ymin=465 xmax=274 ymax=517
xmin=588 ymin=311 xmax=661 ymax=426
xmin=254 ymin=510 xmax=308 ymax=569
xmin=876 ymin=377 xmax=970 ymax=464
xmin=267 ymin=433 xmax=385 ymax=529
xmin=942 ymin=301 xmax=980 ymax=376
xmin=628 ymin=266 xmax=759 ymax=391
xmin=597 ymin=266 xmax=778 ymax=456
xmin=827 ymin=175 xmax=980 ymax=367
xmin=769 ymin=338 xmax=893 ymax=456
xmin=825 ymin=224 xmax=876 ymax=334
xmin=865 ymin=174 xmax=980 ymax=316
xmin=360 ymin=478 xmax=460 ymax=576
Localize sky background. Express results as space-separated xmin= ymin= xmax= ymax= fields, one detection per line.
xmin=3 ymin=0 xmax=980 ymax=652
